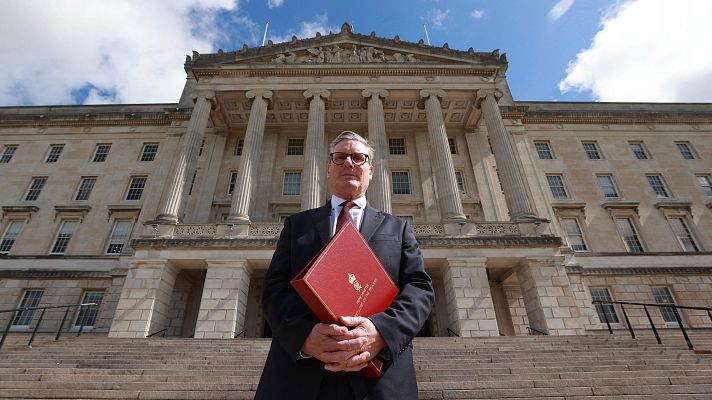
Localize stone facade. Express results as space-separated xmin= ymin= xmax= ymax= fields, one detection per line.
xmin=1 ymin=24 xmax=711 ymax=339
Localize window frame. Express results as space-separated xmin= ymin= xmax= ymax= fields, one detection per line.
xmin=455 ymin=170 xmax=466 ymax=194
xmin=91 ymin=144 xmax=111 ymax=162
xmin=447 ymin=137 xmax=458 ymax=155
xmin=24 ymin=177 xmax=47 ymax=201
xmin=49 ymin=220 xmax=79 ymax=255
xmin=391 ymin=170 xmax=412 ymax=195
xmin=12 ymin=290 xmax=44 ymax=327
xmin=282 ymin=171 xmax=302 ymax=196
xmin=582 ymin=141 xmax=603 ymax=160
xmin=675 ymin=142 xmax=696 ymax=160
xmin=595 ymin=174 xmax=621 ymax=199
xmin=651 ymin=287 xmax=682 ymax=325
xmin=388 ymin=137 xmax=407 ymax=155
xmin=73 ymin=177 xmax=97 ymax=201
xmin=628 ymin=141 xmax=649 ymax=160
xmin=139 ymin=143 xmax=159 ymax=162
xmin=0 ymin=145 xmax=17 ymax=163
xmin=105 ymin=219 xmax=133 ymax=254
xmin=560 ymin=217 xmax=589 ymax=252
xmin=614 ymin=217 xmax=645 ymax=253
xmin=695 ymin=174 xmax=712 ymax=197
xmin=0 ymin=220 xmax=24 ymax=254
xmin=667 ymin=216 xmax=701 ymax=252
xmin=234 ymin=138 xmax=245 ymax=156
xmin=44 ymin=145 xmax=64 ymax=163
xmin=125 ymin=176 xmax=147 ymax=201
xmin=286 ymin=138 xmax=305 ymax=156
xmin=590 ymin=287 xmax=621 ymax=325
xmin=228 ymin=170 xmax=239 ymax=195
xmin=646 ymin=174 xmax=671 ymax=199
xmin=545 ymin=174 xmax=569 ymax=199
xmin=73 ymin=291 xmax=104 ymax=329
xmin=534 ymin=141 xmax=554 ymax=160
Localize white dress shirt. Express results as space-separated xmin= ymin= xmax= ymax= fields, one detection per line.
xmin=329 ymin=195 xmax=367 ymax=237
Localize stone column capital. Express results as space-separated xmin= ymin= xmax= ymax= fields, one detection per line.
xmin=303 ymin=89 xmax=331 ymax=99
xmin=361 ymin=88 xmax=389 ymax=99
xmin=190 ymin=90 xmax=217 ymax=109
xmin=246 ymin=89 xmax=273 ymax=101
xmin=419 ymin=88 xmax=447 ymax=100
xmin=475 ymin=89 xmax=503 ymax=109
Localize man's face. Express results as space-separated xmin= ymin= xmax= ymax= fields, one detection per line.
xmin=327 ymin=139 xmax=374 ymax=200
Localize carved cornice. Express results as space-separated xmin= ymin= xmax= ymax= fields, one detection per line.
xmin=0 ymin=110 xmax=191 ymax=128
xmin=0 ymin=269 xmax=112 ymax=279
xmin=193 ymin=67 xmax=496 ymax=79
xmin=566 ymin=265 xmax=712 ymax=276
xmin=502 ymin=105 xmax=712 ymax=125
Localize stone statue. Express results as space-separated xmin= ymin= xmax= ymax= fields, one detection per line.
xmin=270 ymin=45 xmax=417 ymax=64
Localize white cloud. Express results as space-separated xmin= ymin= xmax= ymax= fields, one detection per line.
xmin=427 ymin=8 xmax=450 ymax=28
xmin=471 ymin=10 xmax=485 ymax=19
xmin=267 ymin=0 xmax=284 ymax=8
xmin=268 ymin=13 xmax=338 ymax=44
xmin=548 ymin=0 xmax=575 ymax=22
xmin=559 ymin=0 xmax=712 ymax=102
xmin=0 ymin=0 xmax=240 ymax=106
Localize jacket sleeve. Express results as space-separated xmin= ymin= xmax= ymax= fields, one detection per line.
xmin=368 ymin=220 xmax=434 ymax=363
xmin=261 ymin=217 xmax=318 ymax=363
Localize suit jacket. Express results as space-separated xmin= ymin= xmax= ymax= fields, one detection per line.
xmin=255 ymin=202 xmax=434 ymax=400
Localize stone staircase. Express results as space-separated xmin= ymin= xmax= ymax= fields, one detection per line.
xmin=0 ymin=331 xmax=710 ymax=399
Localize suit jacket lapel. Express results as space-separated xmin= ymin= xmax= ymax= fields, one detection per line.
xmin=312 ymin=202 xmax=331 ymax=247
xmin=360 ymin=204 xmax=385 ymax=243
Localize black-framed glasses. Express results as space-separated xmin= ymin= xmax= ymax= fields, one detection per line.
xmin=329 ymin=152 xmax=370 ymax=166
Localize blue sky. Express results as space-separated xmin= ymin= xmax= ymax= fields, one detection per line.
xmin=1 ymin=0 xmax=711 ymax=106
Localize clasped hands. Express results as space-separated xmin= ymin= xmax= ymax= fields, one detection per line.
xmin=300 ymin=316 xmax=386 ymax=372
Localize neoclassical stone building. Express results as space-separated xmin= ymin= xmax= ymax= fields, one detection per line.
xmin=1 ymin=24 xmax=711 ymax=340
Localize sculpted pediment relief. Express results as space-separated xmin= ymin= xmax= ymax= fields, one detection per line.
xmin=271 ymin=44 xmax=418 ymax=64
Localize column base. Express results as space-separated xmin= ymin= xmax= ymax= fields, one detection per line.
xmin=151 ymin=215 xmax=181 ymax=224
xmin=226 ymin=214 xmax=251 ymax=224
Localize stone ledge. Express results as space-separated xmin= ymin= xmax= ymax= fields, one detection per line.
xmin=566 ymin=266 xmax=712 ymax=275
xmin=0 ymin=269 xmax=113 ymax=279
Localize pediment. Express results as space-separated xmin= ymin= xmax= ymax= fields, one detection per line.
xmin=187 ymin=23 xmax=506 ymax=70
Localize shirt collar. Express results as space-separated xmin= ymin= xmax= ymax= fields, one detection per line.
xmin=331 ymin=195 xmax=367 ymax=210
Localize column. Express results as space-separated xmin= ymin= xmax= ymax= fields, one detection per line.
xmin=109 ymin=260 xmax=178 ymax=338
xmin=442 ymin=257 xmax=499 ymax=337
xmin=516 ymin=257 xmax=585 ymax=335
xmin=477 ymin=90 xmax=537 ymax=220
xmin=301 ymin=89 xmax=330 ymax=211
xmin=192 ymin=133 xmax=227 ymax=222
xmin=228 ymin=89 xmax=272 ymax=223
xmin=420 ymin=89 xmax=466 ymax=221
xmin=362 ymin=88 xmax=392 ymax=214
xmin=155 ymin=92 xmax=215 ymax=223
xmin=194 ymin=260 xmax=252 ymax=339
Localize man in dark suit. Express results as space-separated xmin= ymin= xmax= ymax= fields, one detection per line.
xmin=256 ymin=131 xmax=434 ymax=399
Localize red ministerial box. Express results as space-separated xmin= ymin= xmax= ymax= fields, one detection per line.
xmin=291 ymin=220 xmax=398 ymax=378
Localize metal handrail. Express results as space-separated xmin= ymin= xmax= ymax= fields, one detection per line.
xmin=234 ymin=329 xmax=247 ymax=339
xmin=526 ymin=326 xmax=549 ymax=336
xmin=146 ymin=328 xmax=167 ymax=338
xmin=0 ymin=302 xmax=97 ymax=351
xmin=593 ymin=300 xmax=712 ymax=351
xmin=446 ymin=328 xmax=459 ymax=337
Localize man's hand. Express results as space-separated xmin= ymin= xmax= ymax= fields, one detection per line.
xmin=300 ymin=323 xmax=368 ymax=368
xmin=323 ymin=316 xmax=386 ymax=372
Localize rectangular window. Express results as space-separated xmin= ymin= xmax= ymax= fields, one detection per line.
xmin=92 ymin=144 xmax=111 ymax=162
xmin=0 ymin=220 xmax=24 ymax=254
xmin=629 ymin=142 xmax=649 ymax=160
xmin=697 ymin=175 xmax=712 ymax=196
xmin=24 ymin=177 xmax=47 ymax=201
xmin=106 ymin=220 xmax=132 ymax=254
xmin=534 ymin=141 xmax=554 ymax=160
xmin=391 ymin=171 xmax=411 ymax=195
xmin=562 ymin=218 xmax=588 ymax=252
xmin=234 ymin=138 xmax=245 ymax=156
xmin=646 ymin=175 xmax=670 ymax=198
xmin=228 ymin=170 xmax=238 ymax=195
xmin=140 ymin=143 xmax=159 ymax=162
xmin=74 ymin=177 xmax=97 ymax=201
xmin=455 ymin=171 xmax=466 ymax=194
xmin=282 ymin=171 xmax=301 ymax=195
xmin=582 ymin=141 xmax=602 ymax=160
xmin=286 ymin=138 xmax=305 ymax=155
xmin=448 ymin=137 xmax=457 ymax=155
xmin=45 ymin=145 xmax=64 ymax=163
xmin=50 ymin=220 xmax=78 ymax=255
xmin=0 ymin=145 xmax=17 ymax=163
xmin=388 ymin=138 xmax=406 ymax=155
xmin=74 ymin=291 xmax=104 ymax=328
xmin=676 ymin=142 xmax=696 ymax=160
xmin=615 ymin=217 xmax=644 ymax=253
xmin=596 ymin=175 xmax=620 ymax=198
xmin=546 ymin=174 xmax=568 ymax=199
xmin=125 ymin=176 xmax=147 ymax=201
xmin=668 ymin=217 xmax=700 ymax=252
xmin=590 ymin=288 xmax=620 ymax=324
xmin=12 ymin=290 xmax=44 ymax=327
xmin=651 ymin=287 xmax=678 ymax=324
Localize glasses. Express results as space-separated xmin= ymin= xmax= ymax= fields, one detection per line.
xmin=329 ymin=152 xmax=370 ymax=166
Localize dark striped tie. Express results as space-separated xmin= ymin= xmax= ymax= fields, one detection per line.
xmin=335 ymin=201 xmax=357 ymax=233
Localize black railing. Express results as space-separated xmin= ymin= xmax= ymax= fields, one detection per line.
xmin=0 ymin=303 xmax=98 ymax=351
xmin=146 ymin=328 xmax=167 ymax=338
xmin=446 ymin=328 xmax=459 ymax=337
xmin=593 ymin=300 xmax=712 ymax=351
xmin=526 ymin=326 xmax=548 ymax=336
xmin=234 ymin=329 xmax=247 ymax=338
